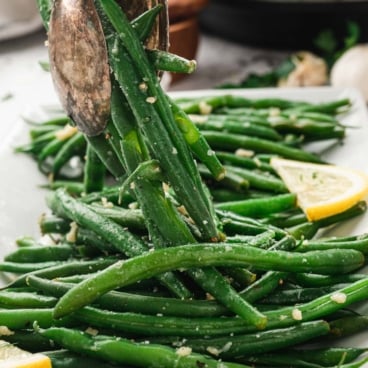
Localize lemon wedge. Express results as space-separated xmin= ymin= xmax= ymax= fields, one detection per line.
xmin=270 ymin=157 xmax=368 ymax=221
xmin=0 ymin=340 xmax=51 ymax=368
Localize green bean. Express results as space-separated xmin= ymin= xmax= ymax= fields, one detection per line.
xmin=16 ymin=236 xmax=39 ymax=247
xmin=0 ymin=261 xmax=63 ymax=274
xmin=48 ymin=189 xmax=190 ymax=298
xmin=27 ymin=276 xmax=228 ymax=317
xmin=217 ymin=209 xmax=289 ymax=230
xmin=80 ymin=277 xmax=368 ymax=337
xmin=148 ymin=49 xmax=196 ymax=74
xmin=171 ymin=100 xmax=225 ymax=180
xmin=101 ymin=2 xmax=219 ymax=240
xmin=44 ymin=180 xmax=85 ymax=195
xmin=329 ymin=315 xmax=368 ymax=338
xmin=45 ymin=349 xmax=121 ymax=368
xmin=269 ymin=118 xmax=346 ymax=141
xmin=284 ymin=98 xmax=351 ymax=114
xmin=4 ymin=244 xmax=73 ymax=263
xmin=221 ymin=267 xmax=257 ymax=288
xmin=48 ymin=189 xmax=147 ymax=257
xmin=239 ymin=271 xmax=288 ymax=303
xmin=80 ymin=185 xmax=133 ymax=205
xmin=109 ymin=84 xmax=196 ymax=247
xmin=73 ymin=306 xmax=240 ymax=337
xmin=131 ymin=4 xmax=163 ymax=40
xmin=135 ymin=5 xmax=198 ymax=74
xmin=0 ymin=290 xmax=57 ymax=308
xmin=187 ymin=266 xmax=268 ymax=329
xmin=218 ymin=211 xmax=288 ymax=239
xmin=38 ymin=133 xmax=76 ymax=162
xmin=28 ymin=116 xmax=70 ymax=127
xmin=1 ymin=330 xmax=57 ymax=352
xmin=193 ymin=115 xmax=283 ymax=141
xmin=74 ymin=227 xmax=117 ymax=254
xmin=258 ymin=284 xmax=346 ymax=305
xmin=199 ymin=164 xmax=249 ymax=193
xmin=0 ymin=308 xmax=71 ymax=329
xmin=282 ymin=110 xmax=341 ymax=123
xmin=210 ymin=188 xmax=267 ymax=203
xmin=216 ymin=151 xmax=274 ymax=172
xmin=247 ymin=347 xmax=368 ymax=367
xmin=88 ymin=204 xmax=146 ymax=232
xmin=53 ymin=244 xmax=364 ymax=318
xmin=292 ymin=273 xmax=367 ymax=288
xmin=15 ymin=130 xmax=61 ymax=155
xmin=85 ymin=134 xmax=125 ymax=179
xmin=287 ymin=201 xmax=367 ymax=240
xmin=83 ymin=143 xmax=106 ymax=193
xmin=286 ymin=221 xmax=320 ymax=240
xmin=29 ymin=124 xmax=61 ymax=140
xmin=39 ymin=214 xmax=71 ymax=235
xmin=162 ymin=320 xmax=329 ymax=359
xmin=215 ymin=193 xmax=297 ymax=218
xmin=225 ymin=165 xmax=288 ymax=193
xmin=226 ymin=230 xmax=276 ymax=248
xmin=261 ymin=210 xmax=306 ymax=228
xmin=5 ymin=258 xmax=118 ymax=288
xmin=296 ymin=236 xmax=368 ymax=253
xmin=201 ymin=130 xmax=324 ymax=163
xmin=36 ymin=0 xmax=53 ymax=30
xmin=108 ymin=40 xmax=264 ymax=314
xmin=178 ymin=95 xmax=308 ymax=114
xmin=39 ymin=327 xmax=249 ymax=368
xmin=52 ymin=132 xmax=86 ymax=175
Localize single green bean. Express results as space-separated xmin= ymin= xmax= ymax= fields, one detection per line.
xmin=39 ymin=327 xmax=249 ymax=368
xmin=4 ymin=244 xmax=73 ymax=263
xmin=27 ymin=276 xmax=228 ymax=317
xmin=83 ymin=143 xmax=106 ymax=193
xmin=164 ymin=320 xmax=330 ymax=359
xmin=202 ymin=130 xmax=323 ymax=163
xmin=53 ymin=244 xmax=364 ymax=318
xmin=215 ymin=193 xmax=297 ymax=218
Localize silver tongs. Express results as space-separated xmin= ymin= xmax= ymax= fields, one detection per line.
xmin=48 ymin=0 xmax=168 ymax=136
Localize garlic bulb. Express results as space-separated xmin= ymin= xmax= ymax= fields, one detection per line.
xmin=278 ymin=51 xmax=328 ymax=87
xmin=330 ymin=45 xmax=368 ymax=101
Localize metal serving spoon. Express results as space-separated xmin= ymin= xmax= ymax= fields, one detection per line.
xmin=48 ymin=0 xmax=168 ymax=136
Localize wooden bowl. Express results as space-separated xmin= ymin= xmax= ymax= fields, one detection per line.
xmin=169 ymin=0 xmax=209 ymax=22
xmin=168 ymin=0 xmax=208 ymax=82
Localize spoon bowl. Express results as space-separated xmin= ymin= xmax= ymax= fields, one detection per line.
xmin=48 ymin=0 xmax=168 ymax=136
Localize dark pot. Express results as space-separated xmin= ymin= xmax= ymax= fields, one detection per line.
xmin=200 ymin=0 xmax=368 ymax=50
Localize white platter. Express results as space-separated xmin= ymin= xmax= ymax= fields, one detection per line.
xmin=1 ymin=86 xmax=368 ymax=356
xmin=1 ymin=86 xmax=368 ymax=250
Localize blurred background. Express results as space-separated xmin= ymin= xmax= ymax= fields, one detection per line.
xmin=1 ymin=0 xmax=368 ymax=96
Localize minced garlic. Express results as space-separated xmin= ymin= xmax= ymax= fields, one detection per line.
xmin=66 ymin=221 xmax=78 ymax=243
xmin=176 ymin=346 xmax=192 ymax=357
xmin=291 ymin=308 xmax=303 ymax=321
xmin=330 ymin=292 xmax=347 ymax=304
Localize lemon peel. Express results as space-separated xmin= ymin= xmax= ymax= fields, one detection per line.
xmin=271 ymin=157 xmax=368 ymax=221
xmin=0 ymin=340 xmax=51 ymax=368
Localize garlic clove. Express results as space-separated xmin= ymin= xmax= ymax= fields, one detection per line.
xmin=330 ymin=44 xmax=368 ymax=102
xmin=278 ymin=51 xmax=328 ymax=88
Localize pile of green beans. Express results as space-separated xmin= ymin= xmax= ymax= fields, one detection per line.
xmin=2 ymin=0 xmax=368 ymax=367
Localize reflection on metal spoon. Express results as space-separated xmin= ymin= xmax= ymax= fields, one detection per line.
xmin=48 ymin=0 xmax=111 ymax=136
